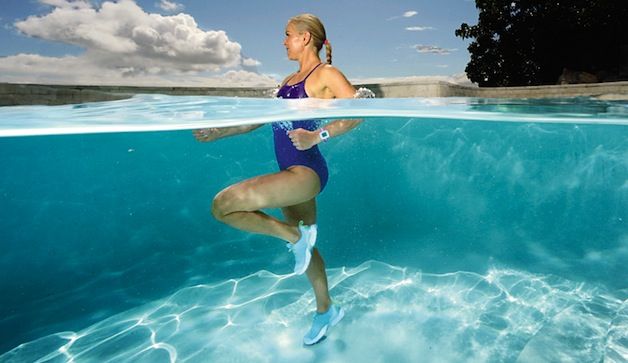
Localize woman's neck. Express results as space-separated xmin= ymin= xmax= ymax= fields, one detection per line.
xmin=297 ymin=52 xmax=322 ymax=73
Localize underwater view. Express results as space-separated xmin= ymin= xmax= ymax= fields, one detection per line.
xmin=0 ymin=95 xmax=627 ymax=362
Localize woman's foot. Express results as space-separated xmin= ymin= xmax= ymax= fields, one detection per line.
xmin=303 ymin=304 xmax=345 ymax=345
xmin=286 ymin=221 xmax=317 ymax=275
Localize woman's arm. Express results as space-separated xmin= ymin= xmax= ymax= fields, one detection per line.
xmin=321 ymin=67 xmax=363 ymax=135
xmin=287 ymin=117 xmax=361 ymax=150
xmin=287 ymin=67 xmax=363 ymax=150
xmin=195 ymin=73 xmax=294 ymax=143
xmin=193 ymin=124 xmax=263 ymax=143
xmin=318 ymin=118 xmax=361 ymax=138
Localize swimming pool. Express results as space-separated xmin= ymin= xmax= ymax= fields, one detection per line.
xmin=0 ymin=95 xmax=626 ymax=362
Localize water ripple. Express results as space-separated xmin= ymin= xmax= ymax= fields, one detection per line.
xmin=1 ymin=95 xmax=627 ymax=137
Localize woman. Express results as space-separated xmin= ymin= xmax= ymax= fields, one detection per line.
xmin=194 ymin=13 xmax=361 ymax=346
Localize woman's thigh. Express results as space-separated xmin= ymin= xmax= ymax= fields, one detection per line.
xmin=215 ymin=166 xmax=320 ymax=214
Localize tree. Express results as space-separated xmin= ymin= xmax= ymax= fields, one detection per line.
xmin=456 ymin=0 xmax=628 ymax=87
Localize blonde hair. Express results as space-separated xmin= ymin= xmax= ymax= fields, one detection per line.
xmin=289 ymin=14 xmax=332 ymax=65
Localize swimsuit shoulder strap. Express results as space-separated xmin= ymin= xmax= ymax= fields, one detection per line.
xmin=282 ymin=72 xmax=298 ymax=87
xmin=283 ymin=63 xmax=324 ymax=86
xmin=303 ymin=62 xmax=324 ymax=81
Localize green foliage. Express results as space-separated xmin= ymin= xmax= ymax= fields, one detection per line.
xmin=456 ymin=0 xmax=628 ymax=86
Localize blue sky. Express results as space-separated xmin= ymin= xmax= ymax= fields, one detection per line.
xmin=0 ymin=0 xmax=478 ymax=86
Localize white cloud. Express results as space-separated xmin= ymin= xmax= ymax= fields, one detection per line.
xmin=405 ymin=26 xmax=435 ymax=31
xmin=157 ymin=0 xmax=183 ymax=12
xmin=414 ymin=45 xmax=457 ymax=55
xmin=15 ymin=0 xmax=242 ymax=71
xmin=450 ymin=72 xmax=475 ymax=86
xmin=387 ymin=10 xmax=418 ymax=21
xmin=0 ymin=53 xmax=277 ymax=86
xmin=436 ymin=64 xmax=449 ymax=68
xmin=220 ymin=70 xmax=276 ymax=87
xmin=242 ymin=57 xmax=261 ymax=67
xmin=39 ymin=0 xmax=92 ymax=9
xmin=2 ymin=0 xmax=274 ymax=86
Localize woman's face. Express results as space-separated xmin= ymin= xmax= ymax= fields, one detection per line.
xmin=283 ymin=22 xmax=306 ymax=60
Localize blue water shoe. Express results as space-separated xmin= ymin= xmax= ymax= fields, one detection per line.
xmin=303 ymin=304 xmax=345 ymax=345
xmin=287 ymin=222 xmax=317 ymax=275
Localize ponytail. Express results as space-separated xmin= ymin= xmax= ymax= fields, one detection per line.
xmin=324 ymin=40 xmax=332 ymax=64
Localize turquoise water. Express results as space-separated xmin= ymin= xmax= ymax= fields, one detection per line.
xmin=0 ymin=96 xmax=626 ymax=362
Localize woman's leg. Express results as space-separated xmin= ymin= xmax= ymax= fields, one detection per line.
xmin=282 ymin=199 xmax=332 ymax=313
xmin=211 ymin=166 xmax=320 ymax=243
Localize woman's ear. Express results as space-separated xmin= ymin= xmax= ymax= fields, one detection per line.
xmin=302 ymin=31 xmax=312 ymax=46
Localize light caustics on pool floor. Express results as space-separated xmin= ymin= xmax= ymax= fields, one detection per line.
xmin=1 ymin=261 xmax=626 ymax=363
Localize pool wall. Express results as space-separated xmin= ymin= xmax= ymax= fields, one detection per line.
xmin=1 ymin=80 xmax=628 ymax=106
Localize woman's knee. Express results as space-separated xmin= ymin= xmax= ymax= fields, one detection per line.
xmin=211 ymin=190 xmax=231 ymax=220
xmin=211 ymin=187 xmax=251 ymax=220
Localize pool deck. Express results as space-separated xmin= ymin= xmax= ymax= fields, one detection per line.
xmin=1 ymin=80 xmax=627 ymax=106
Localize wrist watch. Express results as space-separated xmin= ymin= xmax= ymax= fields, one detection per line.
xmin=319 ymin=128 xmax=330 ymax=142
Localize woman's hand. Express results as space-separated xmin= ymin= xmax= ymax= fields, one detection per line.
xmin=193 ymin=127 xmax=227 ymax=142
xmin=287 ymin=128 xmax=319 ymax=150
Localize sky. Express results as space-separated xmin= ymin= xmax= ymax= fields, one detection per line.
xmin=0 ymin=0 xmax=479 ymax=86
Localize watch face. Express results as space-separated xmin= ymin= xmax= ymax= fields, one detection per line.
xmin=321 ymin=130 xmax=330 ymax=139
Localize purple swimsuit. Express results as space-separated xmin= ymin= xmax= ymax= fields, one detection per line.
xmin=274 ymin=63 xmax=329 ymax=192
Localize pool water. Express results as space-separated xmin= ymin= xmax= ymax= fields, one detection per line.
xmin=0 ymin=96 xmax=626 ymax=362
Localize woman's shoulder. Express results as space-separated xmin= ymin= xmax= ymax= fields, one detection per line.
xmin=318 ymin=64 xmax=351 ymax=84
xmin=319 ymin=64 xmax=345 ymax=78
xmin=319 ymin=64 xmax=352 ymax=88
xmin=310 ymin=64 xmax=354 ymax=98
